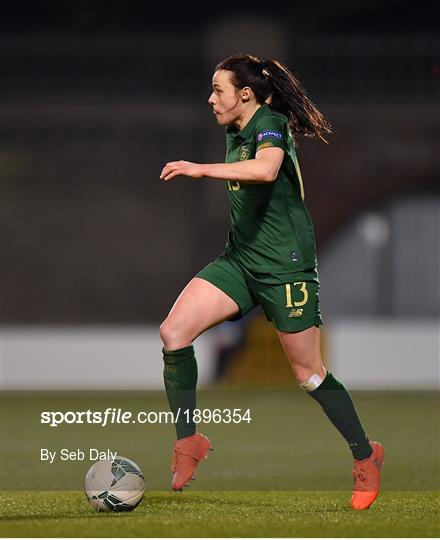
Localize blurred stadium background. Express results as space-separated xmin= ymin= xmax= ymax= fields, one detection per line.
xmin=2 ymin=1 xmax=438 ymax=391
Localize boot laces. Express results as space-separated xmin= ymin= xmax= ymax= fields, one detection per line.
xmin=353 ymin=460 xmax=369 ymax=489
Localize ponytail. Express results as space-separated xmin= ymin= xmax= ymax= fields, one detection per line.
xmin=216 ymin=54 xmax=332 ymax=144
xmin=261 ymin=59 xmax=331 ymax=144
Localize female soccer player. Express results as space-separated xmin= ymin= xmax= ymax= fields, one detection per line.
xmin=159 ymin=54 xmax=383 ymax=510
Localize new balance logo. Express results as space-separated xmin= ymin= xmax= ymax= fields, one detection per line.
xmin=288 ymin=308 xmax=303 ymax=318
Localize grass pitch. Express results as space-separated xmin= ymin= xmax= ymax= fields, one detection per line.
xmin=1 ymin=389 xmax=439 ymax=536
xmin=1 ymin=490 xmax=439 ymax=537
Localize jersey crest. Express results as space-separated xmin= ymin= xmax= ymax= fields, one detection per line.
xmin=239 ymin=145 xmax=250 ymax=161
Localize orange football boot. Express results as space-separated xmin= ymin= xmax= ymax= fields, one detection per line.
xmin=351 ymin=440 xmax=384 ymax=510
xmin=171 ymin=433 xmax=212 ymax=491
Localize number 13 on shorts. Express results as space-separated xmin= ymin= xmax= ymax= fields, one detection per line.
xmin=285 ymin=282 xmax=308 ymax=308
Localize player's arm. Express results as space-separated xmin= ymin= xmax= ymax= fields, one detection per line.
xmin=160 ymin=147 xmax=284 ymax=183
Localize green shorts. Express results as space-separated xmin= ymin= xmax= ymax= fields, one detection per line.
xmin=196 ymin=253 xmax=323 ymax=333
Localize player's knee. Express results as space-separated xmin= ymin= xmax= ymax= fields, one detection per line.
xmin=159 ymin=318 xmax=176 ymax=349
xmin=160 ymin=318 xmax=191 ymax=350
xmin=292 ymin=366 xmax=311 ymax=386
xmin=293 ymin=364 xmax=326 ymax=390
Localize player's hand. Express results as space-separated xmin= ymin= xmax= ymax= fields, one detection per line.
xmin=160 ymin=161 xmax=204 ymax=181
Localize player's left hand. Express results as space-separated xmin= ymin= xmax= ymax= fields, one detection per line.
xmin=160 ymin=161 xmax=203 ymax=181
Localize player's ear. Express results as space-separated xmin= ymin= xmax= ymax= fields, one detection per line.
xmin=240 ymin=86 xmax=252 ymax=103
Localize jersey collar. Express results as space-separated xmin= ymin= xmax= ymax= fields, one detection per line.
xmin=225 ymin=104 xmax=270 ymax=140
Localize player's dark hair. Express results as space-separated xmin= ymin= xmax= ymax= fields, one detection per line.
xmin=216 ymin=54 xmax=332 ymax=144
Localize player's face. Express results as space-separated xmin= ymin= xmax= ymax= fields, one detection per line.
xmin=208 ymin=70 xmax=242 ymax=126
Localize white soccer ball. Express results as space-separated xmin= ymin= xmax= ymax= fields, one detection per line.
xmin=85 ymin=456 xmax=145 ymax=512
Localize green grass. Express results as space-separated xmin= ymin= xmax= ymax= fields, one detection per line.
xmin=1 ymin=389 xmax=439 ymax=536
xmin=1 ymin=490 xmax=439 ymax=537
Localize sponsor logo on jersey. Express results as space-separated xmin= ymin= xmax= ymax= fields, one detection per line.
xmin=257 ymin=130 xmax=283 ymax=142
xmin=288 ymin=308 xmax=303 ymax=318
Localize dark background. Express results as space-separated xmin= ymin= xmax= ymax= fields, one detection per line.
xmin=2 ymin=0 xmax=439 ymax=323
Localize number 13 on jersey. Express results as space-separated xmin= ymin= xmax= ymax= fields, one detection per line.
xmin=285 ymin=282 xmax=308 ymax=308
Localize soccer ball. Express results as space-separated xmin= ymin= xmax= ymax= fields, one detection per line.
xmin=85 ymin=456 xmax=145 ymax=512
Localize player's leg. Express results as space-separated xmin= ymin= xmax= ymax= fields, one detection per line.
xmin=277 ymin=325 xmax=383 ymax=510
xmin=160 ymin=277 xmax=239 ymax=490
xmin=160 ymin=277 xmax=240 ymax=441
xmin=256 ymin=277 xmax=383 ymax=509
xmin=160 ymin=255 xmax=255 ymax=491
xmin=277 ymin=325 xmax=373 ymax=460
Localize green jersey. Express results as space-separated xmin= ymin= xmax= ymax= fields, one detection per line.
xmin=224 ymin=104 xmax=318 ymax=284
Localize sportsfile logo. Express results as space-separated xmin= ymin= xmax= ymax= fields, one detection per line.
xmin=257 ymin=130 xmax=283 ymax=141
xmin=40 ymin=408 xmax=252 ymax=427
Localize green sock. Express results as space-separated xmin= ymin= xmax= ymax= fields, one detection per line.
xmin=163 ymin=345 xmax=197 ymax=440
xmin=308 ymin=372 xmax=373 ymax=460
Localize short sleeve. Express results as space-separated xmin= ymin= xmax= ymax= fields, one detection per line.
xmin=255 ymin=113 xmax=288 ymax=152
